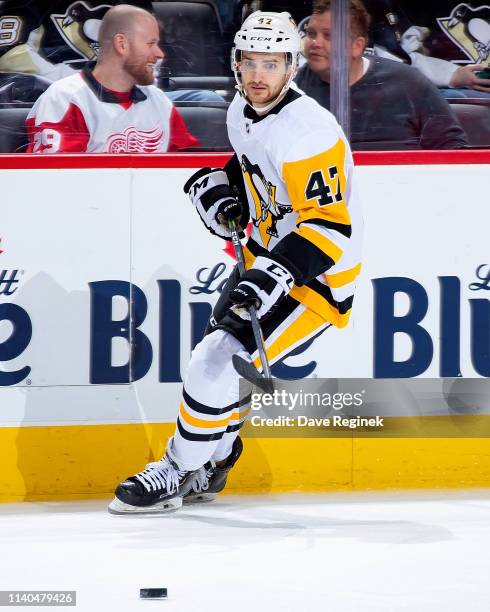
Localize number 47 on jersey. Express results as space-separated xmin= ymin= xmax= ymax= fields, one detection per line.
xmin=305 ymin=166 xmax=343 ymax=207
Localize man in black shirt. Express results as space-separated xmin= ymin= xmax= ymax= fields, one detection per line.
xmin=295 ymin=0 xmax=468 ymax=149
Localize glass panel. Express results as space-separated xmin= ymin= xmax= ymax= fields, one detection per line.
xmin=0 ymin=0 xmax=489 ymax=153
xmin=329 ymin=0 xmax=351 ymax=139
xmin=294 ymin=0 xmax=490 ymax=150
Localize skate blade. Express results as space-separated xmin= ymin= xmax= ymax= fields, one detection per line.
xmin=108 ymin=496 xmax=182 ymax=515
xmin=183 ymin=492 xmax=217 ymax=504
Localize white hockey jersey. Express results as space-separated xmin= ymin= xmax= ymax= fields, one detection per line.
xmin=26 ymin=66 xmax=197 ymax=153
xmin=227 ymin=84 xmax=363 ymax=328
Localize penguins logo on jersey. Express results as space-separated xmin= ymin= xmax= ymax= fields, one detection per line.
xmin=437 ymin=3 xmax=490 ymax=66
xmin=240 ymin=154 xmax=292 ymax=247
xmin=51 ymin=1 xmax=112 ymax=61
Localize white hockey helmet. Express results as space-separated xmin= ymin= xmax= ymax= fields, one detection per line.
xmin=231 ymin=11 xmax=301 ymax=112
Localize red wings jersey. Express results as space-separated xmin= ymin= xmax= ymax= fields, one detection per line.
xmin=25 ymin=67 xmax=198 ymax=153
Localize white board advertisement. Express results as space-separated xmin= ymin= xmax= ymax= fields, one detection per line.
xmin=0 ymin=162 xmax=489 ymax=427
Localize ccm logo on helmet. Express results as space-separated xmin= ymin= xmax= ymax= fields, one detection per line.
xmin=250 ymin=36 xmax=272 ymax=41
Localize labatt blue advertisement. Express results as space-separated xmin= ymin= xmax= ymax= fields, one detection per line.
xmin=0 ymin=162 xmax=489 ymax=426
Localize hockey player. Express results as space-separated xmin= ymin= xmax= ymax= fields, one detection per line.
xmin=109 ymin=11 xmax=363 ymax=514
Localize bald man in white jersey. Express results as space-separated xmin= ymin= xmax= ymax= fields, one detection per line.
xmin=26 ymin=5 xmax=197 ymax=153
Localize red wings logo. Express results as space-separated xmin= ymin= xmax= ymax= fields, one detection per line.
xmin=107 ymin=126 xmax=164 ymax=153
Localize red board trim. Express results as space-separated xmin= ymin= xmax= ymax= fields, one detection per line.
xmin=353 ymin=150 xmax=490 ymax=165
xmin=0 ymin=150 xmax=488 ymax=170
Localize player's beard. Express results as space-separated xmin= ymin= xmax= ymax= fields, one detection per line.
xmin=124 ymin=59 xmax=155 ymax=86
xmin=244 ymin=78 xmax=287 ymax=108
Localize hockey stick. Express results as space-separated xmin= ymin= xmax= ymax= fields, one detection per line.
xmin=228 ymin=220 xmax=273 ymax=393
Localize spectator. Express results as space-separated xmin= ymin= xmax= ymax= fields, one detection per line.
xmin=25 ymin=5 xmax=198 ymax=153
xmin=364 ymin=0 xmax=490 ymax=99
xmin=295 ymin=0 xmax=469 ymax=150
xmin=0 ymin=0 xmax=224 ymax=103
xmin=0 ymin=1 xmax=152 ymax=80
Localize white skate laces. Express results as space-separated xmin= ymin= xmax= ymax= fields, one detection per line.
xmin=134 ymin=456 xmax=187 ymax=494
xmin=191 ymin=461 xmax=216 ymax=493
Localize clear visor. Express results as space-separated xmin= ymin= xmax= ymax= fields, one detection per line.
xmin=234 ymin=51 xmax=291 ymax=75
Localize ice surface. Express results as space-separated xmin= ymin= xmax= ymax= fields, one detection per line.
xmin=1 ymin=491 xmax=489 ymax=611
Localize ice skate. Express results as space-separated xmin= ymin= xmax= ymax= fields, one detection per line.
xmin=184 ymin=437 xmax=243 ymax=504
xmin=108 ymin=445 xmax=198 ymax=515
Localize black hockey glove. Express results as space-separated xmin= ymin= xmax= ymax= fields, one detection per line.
xmin=229 ymin=255 xmax=295 ymax=320
xmin=184 ymin=167 xmax=245 ymax=240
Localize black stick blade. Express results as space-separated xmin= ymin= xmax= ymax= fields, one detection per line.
xmin=232 ymin=354 xmax=274 ymax=393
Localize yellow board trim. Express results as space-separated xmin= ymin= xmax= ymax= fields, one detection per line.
xmin=0 ymin=419 xmax=489 ymax=502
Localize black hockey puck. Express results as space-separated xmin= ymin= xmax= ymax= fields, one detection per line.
xmin=140 ymin=588 xmax=167 ymax=599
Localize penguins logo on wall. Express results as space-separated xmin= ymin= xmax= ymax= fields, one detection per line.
xmin=240 ymin=154 xmax=292 ymax=247
xmin=51 ymin=1 xmax=112 ymax=61
xmin=438 ymin=3 xmax=490 ymax=65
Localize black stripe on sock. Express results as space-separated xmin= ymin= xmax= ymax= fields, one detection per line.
xmin=226 ymin=421 xmax=246 ymax=433
xmin=177 ymin=418 xmax=225 ymax=442
xmin=183 ymin=388 xmax=251 ymax=416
